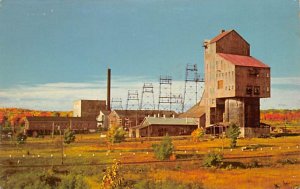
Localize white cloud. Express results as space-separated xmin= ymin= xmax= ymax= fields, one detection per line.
xmin=271 ymin=77 xmax=300 ymax=86
xmin=261 ymin=88 xmax=300 ymax=109
xmin=0 ymin=77 xmax=299 ymax=111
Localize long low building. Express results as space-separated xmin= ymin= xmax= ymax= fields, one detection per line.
xmin=108 ymin=110 xmax=177 ymax=130
xmin=24 ymin=116 xmax=97 ymax=136
xmin=129 ymin=117 xmax=198 ymax=138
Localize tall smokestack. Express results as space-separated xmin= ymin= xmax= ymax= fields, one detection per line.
xmin=107 ymin=68 xmax=111 ymax=111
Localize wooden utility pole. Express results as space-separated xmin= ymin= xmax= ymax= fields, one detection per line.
xmin=58 ymin=126 xmax=64 ymax=165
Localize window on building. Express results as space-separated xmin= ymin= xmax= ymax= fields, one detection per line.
xmin=254 ymin=86 xmax=260 ymax=95
xmin=267 ymin=87 xmax=270 ymax=92
xmin=249 ymin=68 xmax=259 ymax=77
xmin=246 ymin=85 xmax=253 ymax=95
xmin=217 ymin=80 xmax=224 ymax=89
xmin=266 ymin=73 xmax=270 ymax=77
xmin=221 ymin=61 xmax=224 ymax=70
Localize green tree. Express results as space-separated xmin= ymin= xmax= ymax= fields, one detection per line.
xmin=64 ymin=129 xmax=75 ymax=144
xmin=106 ymin=126 xmax=126 ymax=144
xmin=203 ymin=151 xmax=223 ymax=168
xmin=16 ymin=132 xmax=27 ymax=144
xmin=226 ymin=123 xmax=241 ymax=148
xmin=152 ymin=134 xmax=174 ymax=160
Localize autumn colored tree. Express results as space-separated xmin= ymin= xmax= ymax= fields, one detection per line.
xmin=191 ymin=127 xmax=205 ymax=142
xmin=101 ymin=160 xmax=124 ymax=189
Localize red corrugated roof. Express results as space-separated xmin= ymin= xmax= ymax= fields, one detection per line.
xmin=218 ymin=53 xmax=270 ymax=68
xmin=210 ymin=30 xmax=232 ymax=43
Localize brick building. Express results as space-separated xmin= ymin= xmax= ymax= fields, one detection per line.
xmin=73 ymin=100 xmax=106 ymax=119
xmin=24 ymin=116 xmax=97 ymax=136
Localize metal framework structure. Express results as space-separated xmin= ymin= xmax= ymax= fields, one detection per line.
xmin=111 ymin=98 xmax=123 ymax=110
xmin=171 ymin=94 xmax=183 ymax=113
xmin=126 ymin=90 xmax=139 ymax=110
xmin=140 ymin=83 xmax=155 ymax=110
xmin=182 ymin=64 xmax=204 ymax=112
xmin=158 ymin=75 xmax=172 ymax=111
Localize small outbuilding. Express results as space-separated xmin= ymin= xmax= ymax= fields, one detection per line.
xmin=129 ymin=117 xmax=198 ymax=138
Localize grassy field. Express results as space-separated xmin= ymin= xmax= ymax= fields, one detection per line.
xmin=1 ymin=134 xmax=300 ymax=188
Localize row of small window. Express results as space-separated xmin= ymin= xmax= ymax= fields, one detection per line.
xmin=248 ymin=68 xmax=270 ymax=78
xmin=225 ymin=85 xmax=234 ymax=90
xmin=216 ymin=71 xmax=234 ymax=78
xmin=246 ymin=86 xmax=269 ymax=95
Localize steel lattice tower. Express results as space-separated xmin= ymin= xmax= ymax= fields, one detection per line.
xmin=182 ymin=64 xmax=204 ymax=112
xmin=111 ymin=98 xmax=123 ymax=110
xmin=126 ymin=90 xmax=139 ymax=110
xmin=158 ymin=75 xmax=172 ymax=111
xmin=140 ymin=83 xmax=155 ymax=110
xmin=171 ymin=94 xmax=183 ymax=113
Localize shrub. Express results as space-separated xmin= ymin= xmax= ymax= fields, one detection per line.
xmin=40 ymin=170 xmax=61 ymax=188
xmin=152 ymin=134 xmax=174 ymax=160
xmin=247 ymin=159 xmax=261 ymax=168
xmin=64 ymin=129 xmax=76 ymax=144
xmin=101 ymin=160 xmax=124 ymax=189
xmin=277 ymin=158 xmax=297 ymax=165
xmin=107 ymin=126 xmax=126 ymax=144
xmin=226 ymin=123 xmax=241 ymax=148
xmin=134 ymin=179 xmax=203 ymax=189
xmin=58 ymin=174 xmax=89 ymax=189
xmin=16 ymin=132 xmax=27 ymax=144
xmin=203 ymin=152 xmax=223 ymax=168
xmin=191 ymin=127 xmax=205 ymax=142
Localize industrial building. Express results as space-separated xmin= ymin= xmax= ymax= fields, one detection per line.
xmin=25 ymin=99 xmax=108 ymax=136
xmin=129 ymin=117 xmax=198 ymax=138
xmin=24 ymin=116 xmax=97 ymax=136
xmin=73 ymin=100 xmax=107 ymax=119
xmin=108 ymin=110 xmax=177 ymax=130
xmin=24 ymin=30 xmax=271 ymax=138
xmin=182 ymin=30 xmax=271 ymax=137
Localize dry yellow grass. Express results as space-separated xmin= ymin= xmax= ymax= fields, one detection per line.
xmin=149 ymin=164 xmax=300 ymax=189
xmin=1 ymin=134 xmax=300 ymax=188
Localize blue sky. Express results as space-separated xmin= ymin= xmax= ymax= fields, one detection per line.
xmin=0 ymin=0 xmax=299 ymax=111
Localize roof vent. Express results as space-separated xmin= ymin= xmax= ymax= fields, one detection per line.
xmin=221 ymin=29 xmax=225 ymax=33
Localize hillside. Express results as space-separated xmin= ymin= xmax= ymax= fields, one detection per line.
xmin=260 ymin=109 xmax=300 ymax=126
xmin=0 ymin=108 xmax=73 ymax=127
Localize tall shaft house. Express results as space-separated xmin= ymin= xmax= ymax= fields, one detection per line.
xmin=203 ymin=30 xmax=270 ymax=137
